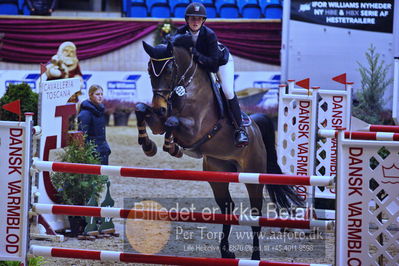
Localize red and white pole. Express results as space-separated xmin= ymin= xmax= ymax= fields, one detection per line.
xmin=367 ymin=125 xmax=399 ymax=133
xmin=32 ymin=203 xmax=334 ymax=231
xmin=30 ymin=245 xmax=331 ymax=266
xmin=32 ymin=158 xmax=334 ymax=186
xmin=319 ymin=129 xmax=399 ymax=141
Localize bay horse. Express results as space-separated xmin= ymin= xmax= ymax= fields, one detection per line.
xmin=135 ymin=41 xmax=303 ymax=260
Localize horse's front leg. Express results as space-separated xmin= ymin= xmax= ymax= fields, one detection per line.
xmin=163 ymin=116 xmax=183 ymax=158
xmin=135 ymin=103 xmax=157 ymax=156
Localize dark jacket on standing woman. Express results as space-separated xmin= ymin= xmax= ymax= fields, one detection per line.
xmin=26 ymin=0 xmax=57 ymax=15
xmin=78 ymin=99 xmax=111 ymax=165
xmin=175 ymin=25 xmax=229 ymax=73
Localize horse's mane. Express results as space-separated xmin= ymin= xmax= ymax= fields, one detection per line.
xmin=170 ymin=33 xmax=193 ymax=50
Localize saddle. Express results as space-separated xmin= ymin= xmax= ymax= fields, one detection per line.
xmin=208 ymin=73 xmax=251 ymax=127
xmin=180 ymin=72 xmax=250 ymax=158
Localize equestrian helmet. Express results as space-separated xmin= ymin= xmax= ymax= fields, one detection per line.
xmin=185 ymin=2 xmax=207 ymax=19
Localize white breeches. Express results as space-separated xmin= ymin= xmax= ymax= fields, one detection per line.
xmin=218 ymin=53 xmax=235 ymax=100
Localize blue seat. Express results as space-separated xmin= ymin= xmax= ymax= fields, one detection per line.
xmin=216 ymin=0 xmax=239 ymax=18
xmin=124 ymin=0 xmax=148 ymax=17
xmin=170 ymin=0 xmax=189 ymax=11
xmin=204 ymin=5 xmax=217 ymax=18
xmin=149 ymin=4 xmax=171 ymax=18
xmin=0 ymin=0 xmax=19 ymax=15
xmin=237 ymin=0 xmax=261 ymax=18
xmin=170 ymin=0 xmax=190 ymax=17
xmin=128 ymin=3 xmax=148 ymax=17
xmin=241 ymin=6 xmax=261 ymax=18
xmin=18 ymin=0 xmax=30 ymax=15
xmin=259 ymin=0 xmax=279 ymax=12
xmin=146 ymin=0 xmax=166 ymax=10
xmin=192 ymin=0 xmax=218 ymax=18
xmin=121 ymin=0 xmax=128 ymax=16
xmin=173 ymin=5 xmax=187 ymax=17
xmin=264 ymin=3 xmax=282 ymax=19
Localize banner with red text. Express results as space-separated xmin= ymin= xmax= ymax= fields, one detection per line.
xmin=0 ymin=121 xmax=29 ymax=263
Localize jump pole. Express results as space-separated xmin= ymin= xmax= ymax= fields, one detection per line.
xmin=30 ymin=245 xmax=330 ymax=266
xmin=31 ymin=159 xmax=334 ymax=187
xmin=32 ymin=203 xmax=334 ymax=231
xmin=356 ymin=124 xmax=399 ymax=133
xmin=319 ymin=129 xmax=399 ymax=141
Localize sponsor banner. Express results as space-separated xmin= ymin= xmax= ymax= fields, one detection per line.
xmin=337 ymin=143 xmax=399 ymax=264
xmin=39 ymin=78 xmax=80 ymax=148
xmin=38 ymin=78 xmax=81 ymax=230
xmin=0 ymin=122 xmax=27 ymax=262
xmin=0 ymin=71 xmax=280 ymax=105
xmin=291 ymin=0 xmax=394 ymax=33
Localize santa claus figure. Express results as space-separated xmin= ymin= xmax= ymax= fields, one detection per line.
xmin=45 ymin=41 xmax=83 ymax=82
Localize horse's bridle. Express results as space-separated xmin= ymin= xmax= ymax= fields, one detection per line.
xmin=150 ymin=53 xmax=198 ymax=116
xmin=149 ymin=51 xmax=223 ymax=151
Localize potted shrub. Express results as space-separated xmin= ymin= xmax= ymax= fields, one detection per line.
xmin=51 ymin=135 xmax=108 ymax=236
xmin=353 ymin=45 xmax=393 ymax=124
xmin=0 ymin=83 xmax=38 ymax=124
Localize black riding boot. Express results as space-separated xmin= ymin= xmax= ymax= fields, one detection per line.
xmin=228 ymin=96 xmax=249 ymax=147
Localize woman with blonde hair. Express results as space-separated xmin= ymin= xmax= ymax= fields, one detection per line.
xmin=78 ymin=85 xmax=111 ymax=165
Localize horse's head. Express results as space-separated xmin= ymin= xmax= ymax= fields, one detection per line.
xmin=143 ymin=41 xmax=178 ymax=119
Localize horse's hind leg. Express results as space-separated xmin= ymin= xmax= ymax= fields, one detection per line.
xmin=204 ymin=157 xmax=237 ymax=258
xmin=245 ymin=183 xmax=264 ymax=260
xmin=209 ymin=182 xmax=236 ymax=259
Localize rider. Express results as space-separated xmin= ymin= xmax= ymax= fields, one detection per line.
xmin=175 ymin=2 xmax=249 ymax=147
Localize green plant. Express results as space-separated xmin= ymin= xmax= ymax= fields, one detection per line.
xmin=153 ymin=19 xmax=177 ymax=46
xmin=0 ymin=256 xmax=46 ymax=266
xmin=0 ymin=83 xmax=38 ymax=124
xmin=353 ymin=45 xmax=393 ymax=124
xmin=51 ymin=137 xmax=108 ymax=205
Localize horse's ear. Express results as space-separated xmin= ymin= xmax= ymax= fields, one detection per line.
xmin=142 ymin=41 xmax=154 ymax=57
xmin=166 ymin=41 xmax=173 ymax=56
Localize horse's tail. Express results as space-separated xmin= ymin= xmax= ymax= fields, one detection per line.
xmin=250 ymin=113 xmax=304 ymax=210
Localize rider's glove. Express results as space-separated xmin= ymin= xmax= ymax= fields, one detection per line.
xmin=191 ymin=47 xmax=200 ymax=61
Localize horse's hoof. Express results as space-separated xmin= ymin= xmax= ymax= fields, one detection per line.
xmin=174 ymin=148 xmax=183 ymax=158
xmin=251 ymin=252 xmax=260 ymax=260
xmin=144 ymin=149 xmax=157 ymax=157
xmin=221 ymin=251 xmax=236 ymax=259
xmin=220 ymin=243 xmax=235 ymax=259
xmin=170 ymin=144 xmax=183 ymax=158
xmin=143 ymin=141 xmax=157 ymax=157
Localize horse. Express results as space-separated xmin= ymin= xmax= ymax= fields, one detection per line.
xmin=135 ymin=40 xmax=303 ymax=260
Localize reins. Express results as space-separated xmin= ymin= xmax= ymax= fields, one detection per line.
xmin=177 ymin=54 xmax=197 ymax=88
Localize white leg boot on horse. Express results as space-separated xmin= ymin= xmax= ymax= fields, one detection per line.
xmin=218 ymin=54 xmax=249 ymax=147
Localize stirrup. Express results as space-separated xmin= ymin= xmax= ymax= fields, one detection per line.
xmin=234 ymin=129 xmax=249 ymax=147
